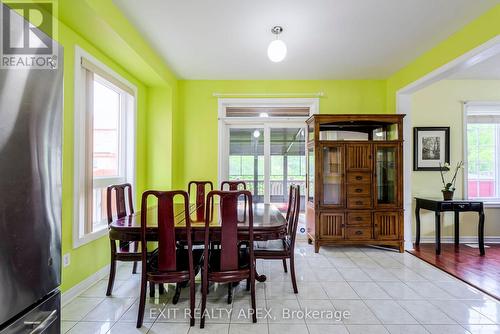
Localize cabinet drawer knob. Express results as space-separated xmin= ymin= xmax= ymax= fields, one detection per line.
xmin=356 ymin=201 xmax=363 ymax=205
xmin=355 ymin=217 xmax=362 ymax=221
xmin=355 ymin=230 xmax=363 ymax=235
xmin=355 ymin=188 xmax=363 ymax=193
xmin=355 ymin=176 xmax=362 ymax=180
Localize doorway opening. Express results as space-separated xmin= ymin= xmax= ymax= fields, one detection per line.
xmin=218 ymin=98 xmax=319 ymax=234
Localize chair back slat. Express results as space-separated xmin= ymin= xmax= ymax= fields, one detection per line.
xmin=220 ymin=181 xmax=247 ymax=191
xmin=188 ymin=181 xmax=213 ymax=221
xmin=287 ymin=185 xmax=301 ymax=248
xmin=205 ymin=190 xmax=253 ymax=271
xmin=141 ymin=190 xmax=191 ymax=272
xmin=107 ymin=183 xmax=134 ymax=224
xmin=157 ymin=194 xmax=177 ymax=271
xmin=220 ymin=194 xmax=239 ymax=271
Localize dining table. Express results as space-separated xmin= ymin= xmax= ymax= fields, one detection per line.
xmin=109 ymin=202 xmax=288 ymax=282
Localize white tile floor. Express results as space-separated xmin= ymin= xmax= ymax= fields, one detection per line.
xmin=61 ymin=242 xmax=500 ymax=334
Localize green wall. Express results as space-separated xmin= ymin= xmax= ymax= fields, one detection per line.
xmin=387 ymin=4 xmax=500 ymax=112
xmin=175 ymin=80 xmax=387 ymax=189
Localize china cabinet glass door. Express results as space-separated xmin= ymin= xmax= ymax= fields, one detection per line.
xmin=375 ymin=144 xmax=399 ymax=207
xmin=321 ymin=144 xmax=344 ymax=206
xmin=307 ymin=146 xmax=314 ymax=203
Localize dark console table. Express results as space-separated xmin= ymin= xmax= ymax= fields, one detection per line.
xmin=414 ymin=197 xmax=485 ymax=256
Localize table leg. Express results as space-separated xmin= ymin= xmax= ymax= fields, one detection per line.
xmin=479 ymin=211 xmax=485 ymax=256
xmin=454 ymin=211 xmax=460 ymax=246
xmin=415 ymin=205 xmax=421 ymax=246
xmin=435 ymin=211 xmax=441 ymax=255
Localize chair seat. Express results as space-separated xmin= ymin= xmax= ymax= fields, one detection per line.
xmin=254 ymin=238 xmax=291 ymax=257
xmin=208 ymin=247 xmax=250 ymax=272
xmin=148 ymin=248 xmax=203 ymax=274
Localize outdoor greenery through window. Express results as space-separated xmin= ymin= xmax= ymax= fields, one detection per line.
xmin=228 ymin=127 xmax=306 ymax=206
xmin=466 ymin=106 xmax=500 ymax=202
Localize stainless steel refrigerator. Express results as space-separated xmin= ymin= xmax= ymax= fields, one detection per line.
xmin=0 ymin=4 xmax=63 ymax=333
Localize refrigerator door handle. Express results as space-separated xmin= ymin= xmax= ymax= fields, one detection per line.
xmin=25 ymin=310 xmax=57 ymax=334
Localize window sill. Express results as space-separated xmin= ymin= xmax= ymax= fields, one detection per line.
xmin=484 ymin=202 xmax=500 ymax=208
xmin=73 ymin=226 xmax=108 ymax=249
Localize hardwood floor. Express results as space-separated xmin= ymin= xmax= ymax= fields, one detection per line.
xmin=409 ymin=243 xmax=500 ymax=300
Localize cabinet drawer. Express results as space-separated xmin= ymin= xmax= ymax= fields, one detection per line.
xmin=347 ymin=212 xmax=372 ymax=225
xmin=347 ymin=197 xmax=372 ymax=209
xmin=347 ymin=172 xmax=371 ymax=184
xmin=346 ymin=226 xmax=373 ymax=240
xmin=347 ymin=183 xmax=371 ymax=196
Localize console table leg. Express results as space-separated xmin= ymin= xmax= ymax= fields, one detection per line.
xmin=454 ymin=211 xmax=460 ymax=246
xmin=479 ymin=211 xmax=485 ymax=256
xmin=415 ymin=206 xmax=421 ymax=246
xmin=435 ymin=211 xmax=441 ymax=255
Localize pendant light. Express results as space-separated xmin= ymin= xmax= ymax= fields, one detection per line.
xmin=267 ymin=26 xmax=287 ymax=62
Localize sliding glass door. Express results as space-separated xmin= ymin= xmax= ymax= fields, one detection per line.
xmin=224 ymin=124 xmax=306 ymax=207
xmin=228 ymin=127 xmax=264 ymax=203
xmin=270 ymin=128 xmax=306 ymax=210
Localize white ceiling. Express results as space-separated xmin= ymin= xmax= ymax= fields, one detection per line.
xmin=113 ymin=0 xmax=500 ymax=80
xmin=449 ymin=54 xmax=500 ymax=80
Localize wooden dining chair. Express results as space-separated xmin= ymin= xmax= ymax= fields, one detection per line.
xmin=106 ymin=183 xmax=141 ymax=296
xmin=200 ymin=190 xmax=257 ymax=328
xmin=188 ymin=181 xmax=213 ymax=221
xmin=254 ymin=185 xmax=300 ymax=293
xmin=137 ymin=190 xmax=201 ymax=328
xmin=220 ymin=180 xmax=247 ymax=191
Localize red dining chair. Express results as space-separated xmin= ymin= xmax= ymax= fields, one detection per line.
xmin=254 ymin=185 xmax=300 ymax=293
xmin=188 ymin=181 xmax=213 ymax=222
xmin=220 ymin=180 xmax=247 ymax=191
xmin=221 ymin=181 xmax=248 ymax=222
xmin=106 ymin=183 xmax=141 ymax=296
xmin=137 ymin=190 xmax=201 ymax=328
xmin=200 ymin=190 xmax=257 ymax=328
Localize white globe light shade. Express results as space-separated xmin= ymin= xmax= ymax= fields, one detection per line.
xmin=253 ymin=130 xmax=261 ymax=138
xmin=267 ymin=39 xmax=287 ymax=62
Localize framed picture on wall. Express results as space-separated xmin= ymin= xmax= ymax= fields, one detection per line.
xmin=413 ymin=127 xmax=450 ymax=171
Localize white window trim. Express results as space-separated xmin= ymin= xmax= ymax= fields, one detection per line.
xmin=463 ymin=101 xmax=500 ymax=207
xmin=73 ymin=45 xmax=137 ymax=249
xmin=217 ymin=98 xmax=319 ymax=203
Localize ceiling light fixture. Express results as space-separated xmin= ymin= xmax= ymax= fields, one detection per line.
xmin=267 ymin=26 xmax=287 ymax=63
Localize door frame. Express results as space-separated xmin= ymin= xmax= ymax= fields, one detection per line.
xmin=218 ymin=98 xmax=319 ymax=203
xmin=396 ymin=35 xmax=500 ymax=250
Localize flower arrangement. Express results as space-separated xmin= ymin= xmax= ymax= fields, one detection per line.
xmin=439 ymin=161 xmax=464 ymax=200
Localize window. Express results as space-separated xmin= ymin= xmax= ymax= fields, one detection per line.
xmin=465 ymin=103 xmax=500 ymax=203
xmin=74 ymin=46 xmax=136 ymax=248
xmin=219 ymin=98 xmax=318 ymax=209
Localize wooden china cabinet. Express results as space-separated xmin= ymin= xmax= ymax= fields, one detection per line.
xmin=306 ymin=114 xmax=405 ymax=253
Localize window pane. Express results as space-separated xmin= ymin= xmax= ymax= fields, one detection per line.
xmin=467 ymin=123 xmax=498 ymax=199
xmin=93 ymin=77 xmax=121 ymax=178
xmin=228 ymin=128 xmax=264 ymax=202
xmin=92 ymin=187 xmax=109 ymax=230
xmin=270 ymin=128 xmax=306 ymax=209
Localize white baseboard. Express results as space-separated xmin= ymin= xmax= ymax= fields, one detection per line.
xmin=61 ymin=264 xmax=111 ymax=307
xmin=414 ymin=236 xmax=500 ymax=244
